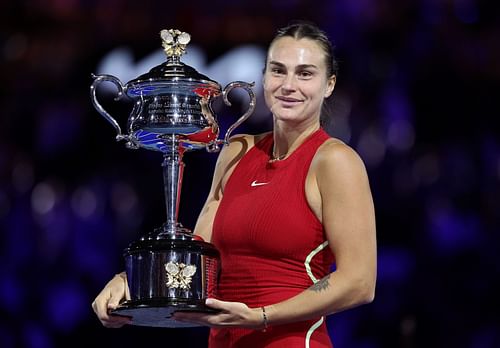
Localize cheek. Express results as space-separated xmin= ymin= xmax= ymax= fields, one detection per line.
xmin=310 ymin=82 xmax=329 ymax=99
xmin=263 ymin=76 xmax=278 ymax=91
xmin=263 ymin=90 xmax=273 ymax=109
xmin=263 ymin=78 xmax=276 ymax=103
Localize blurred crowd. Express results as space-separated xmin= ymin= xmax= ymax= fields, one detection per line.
xmin=0 ymin=0 xmax=499 ymax=347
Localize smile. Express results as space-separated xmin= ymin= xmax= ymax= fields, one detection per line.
xmin=276 ymin=96 xmax=302 ymax=102
xmin=275 ymin=96 xmax=303 ymax=106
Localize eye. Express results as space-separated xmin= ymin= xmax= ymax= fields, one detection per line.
xmin=298 ymin=70 xmax=313 ymax=79
xmin=269 ymin=66 xmax=285 ymax=75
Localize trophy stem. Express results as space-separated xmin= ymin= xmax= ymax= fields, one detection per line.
xmin=160 ymin=136 xmax=188 ymax=237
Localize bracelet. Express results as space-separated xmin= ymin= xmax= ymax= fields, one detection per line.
xmin=261 ymin=306 xmax=268 ymax=332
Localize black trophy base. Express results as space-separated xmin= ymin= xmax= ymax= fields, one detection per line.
xmin=111 ymin=298 xmax=218 ymax=328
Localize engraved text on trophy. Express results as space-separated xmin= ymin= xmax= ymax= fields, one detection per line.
xmin=142 ymin=95 xmax=206 ymax=130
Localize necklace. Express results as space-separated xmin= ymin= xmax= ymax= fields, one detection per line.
xmin=269 ymin=147 xmax=287 ymax=163
xmin=269 ymin=154 xmax=286 ymax=163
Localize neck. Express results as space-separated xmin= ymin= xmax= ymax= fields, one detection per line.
xmin=272 ymin=120 xmax=320 ymax=160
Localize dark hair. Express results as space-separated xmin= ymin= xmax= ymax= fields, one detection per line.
xmin=269 ymin=20 xmax=338 ymax=78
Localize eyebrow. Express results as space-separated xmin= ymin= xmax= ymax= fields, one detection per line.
xmin=268 ymin=61 xmax=318 ymax=70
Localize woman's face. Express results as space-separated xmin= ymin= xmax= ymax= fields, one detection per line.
xmin=263 ymin=36 xmax=336 ymax=125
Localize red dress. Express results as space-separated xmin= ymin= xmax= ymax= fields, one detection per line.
xmin=210 ymin=129 xmax=335 ymax=348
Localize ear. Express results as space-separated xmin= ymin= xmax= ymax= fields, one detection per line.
xmin=324 ymin=75 xmax=336 ymax=98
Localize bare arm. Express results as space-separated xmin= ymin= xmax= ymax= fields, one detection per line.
xmin=263 ymin=142 xmax=377 ymax=324
xmin=175 ymin=141 xmax=376 ymax=328
xmin=193 ymin=134 xmax=257 ymax=242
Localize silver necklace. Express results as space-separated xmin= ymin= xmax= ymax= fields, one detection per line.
xmin=269 ymin=147 xmax=287 ymax=163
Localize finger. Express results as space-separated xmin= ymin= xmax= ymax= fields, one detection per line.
xmin=205 ymin=298 xmax=230 ymax=310
xmin=173 ymin=311 xmax=209 ymax=321
xmin=104 ymin=316 xmax=131 ymax=325
xmin=107 ymin=284 xmax=126 ymax=310
xmin=102 ymin=316 xmax=132 ymax=328
xmin=96 ymin=301 xmax=131 ymax=328
xmin=173 ymin=311 xmax=217 ymax=326
xmin=92 ymin=295 xmax=112 ymax=322
xmin=107 ymin=293 xmax=122 ymax=310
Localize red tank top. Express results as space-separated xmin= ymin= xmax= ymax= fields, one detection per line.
xmin=209 ymin=129 xmax=335 ymax=348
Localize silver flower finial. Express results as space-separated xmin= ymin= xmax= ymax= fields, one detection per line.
xmin=160 ymin=29 xmax=191 ymax=60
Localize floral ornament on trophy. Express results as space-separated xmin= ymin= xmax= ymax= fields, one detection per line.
xmin=165 ymin=261 xmax=197 ymax=290
xmin=160 ymin=29 xmax=191 ymax=58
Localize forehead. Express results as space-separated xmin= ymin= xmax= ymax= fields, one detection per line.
xmin=267 ymin=37 xmax=326 ymax=68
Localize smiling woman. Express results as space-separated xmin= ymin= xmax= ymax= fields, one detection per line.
xmin=92 ymin=20 xmax=377 ymax=348
xmin=264 ymin=36 xmax=336 ymax=147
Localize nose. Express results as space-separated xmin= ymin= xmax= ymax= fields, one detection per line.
xmin=281 ymin=73 xmax=296 ymax=93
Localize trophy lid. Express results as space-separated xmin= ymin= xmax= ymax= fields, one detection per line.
xmin=126 ymin=29 xmax=221 ymax=97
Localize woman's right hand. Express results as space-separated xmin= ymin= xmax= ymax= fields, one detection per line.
xmin=91 ymin=272 xmax=132 ymax=328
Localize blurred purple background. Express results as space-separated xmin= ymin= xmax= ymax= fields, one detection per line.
xmin=1 ymin=0 xmax=499 ymax=347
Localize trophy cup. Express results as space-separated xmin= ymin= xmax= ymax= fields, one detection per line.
xmin=90 ymin=29 xmax=256 ymax=327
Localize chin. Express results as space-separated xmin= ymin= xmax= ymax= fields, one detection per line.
xmin=273 ymin=107 xmax=301 ymax=119
xmin=274 ymin=114 xmax=299 ymax=123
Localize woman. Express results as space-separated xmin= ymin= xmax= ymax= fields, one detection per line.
xmin=92 ymin=21 xmax=377 ymax=347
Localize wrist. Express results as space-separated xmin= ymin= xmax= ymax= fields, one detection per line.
xmin=251 ymin=306 xmax=270 ymax=331
xmin=261 ymin=306 xmax=269 ymax=332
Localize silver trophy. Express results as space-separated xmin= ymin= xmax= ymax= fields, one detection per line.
xmin=90 ymin=29 xmax=256 ymax=327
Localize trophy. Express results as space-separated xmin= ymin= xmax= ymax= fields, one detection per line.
xmin=90 ymin=29 xmax=256 ymax=327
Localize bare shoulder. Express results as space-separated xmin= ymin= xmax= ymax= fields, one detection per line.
xmin=216 ymin=132 xmax=271 ymax=173
xmin=315 ymin=137 xmax=364 ymax=164
xmin=312 ymin=137 xmax=368 ymax=180
xmin=228 ymin=132 xmax=270 ymax=145
xmin=221 ymin=133 xmax=270 ymax=159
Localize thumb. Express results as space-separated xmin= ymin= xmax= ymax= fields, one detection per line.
xmin=205 ymin=298 xmax=228 ymax=310
xmin=107 ymin=291 xmax=123 ymax=310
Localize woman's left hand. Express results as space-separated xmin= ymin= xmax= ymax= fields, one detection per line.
xmin=172 ymin=298 xmax=263 ymax=329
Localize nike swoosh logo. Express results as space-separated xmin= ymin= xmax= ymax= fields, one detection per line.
xmin=251 ymin=180 xmax=269 ymax=187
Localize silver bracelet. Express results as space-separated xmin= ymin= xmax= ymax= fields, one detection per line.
xmin=261 ymin=306 xmax=268 ymax=332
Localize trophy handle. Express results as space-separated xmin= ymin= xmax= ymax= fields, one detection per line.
xmin=90 ymin=73 xmax=129 ymax=142
xmin=221 ymin=81 xmax=256 ymax=145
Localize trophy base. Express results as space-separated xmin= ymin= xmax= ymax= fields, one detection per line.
xmin=111 ymin=298 xmax=218 ymax=328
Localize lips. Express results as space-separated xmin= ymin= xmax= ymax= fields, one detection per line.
xmin=276 ymin=96 xmax=301 ymax=102
xmin=275 ymin=96 xmax=303 ymax=107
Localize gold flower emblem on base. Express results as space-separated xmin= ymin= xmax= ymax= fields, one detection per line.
xmin=165 ymin=261 xmax=197 ymax=290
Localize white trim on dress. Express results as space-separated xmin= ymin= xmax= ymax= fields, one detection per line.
xmin=303 ymin=241 xmax=329 ymax=347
